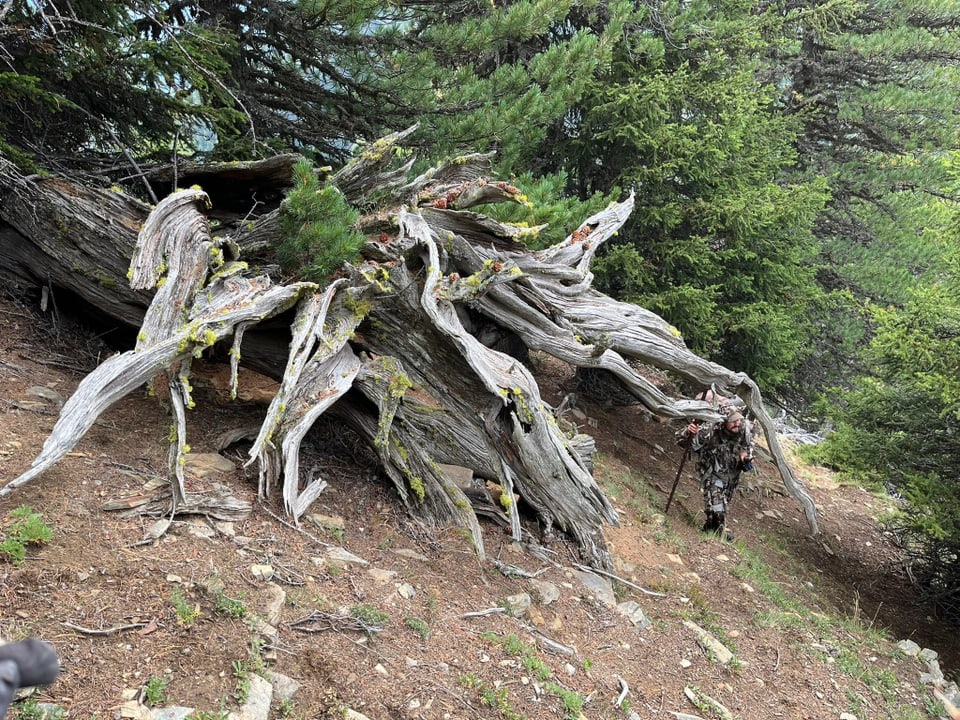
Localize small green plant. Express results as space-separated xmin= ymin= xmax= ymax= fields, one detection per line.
xmin=232 ymin=660 xmax=250 ymax=704
xmin=171 ymin=586 xmax=201 ymax=626
xmin=11 ymin=699 xmax=67 ymax=720
xmin=482 ymin=632 xmax=554 ymax=681
xmin=247 ymin=633 xmax=266 ymax=674
xmin=188 ymin=711 xmax=230 ymax=720
xmin=276 ymin=697 xmax=299 ymax=718
xmin=404 ymin=616 xmax=431 ymax=640
xmin=277 ymin=159 xmax=366 ymax=282
xmin=143 ymin=674 xmax=171 ymax=706
xmin=522 ymin=653 xmax=553 ymax=681
xmin=845 ymin=689 xmax=867 ymax=717
xmin=460 ymin=674 xmax=523 ymax=720
xmin=546 ymin=682 xmax=584 ymax=720
xmin=349 ymin=603 xmax=390 ymax=632
xmin=213 ymin=589 xmax=248 ymax=619
xmin=0 ymin=506 xmax=53 ymax=566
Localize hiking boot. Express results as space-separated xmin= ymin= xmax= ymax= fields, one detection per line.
xmin=701 ymin=512 xmax=720 ymax=533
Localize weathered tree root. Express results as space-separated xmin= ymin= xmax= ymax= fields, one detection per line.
xmin=0 ymin=141 xmax=819 ymax=571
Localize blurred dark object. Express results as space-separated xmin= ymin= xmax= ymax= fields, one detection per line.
xmin=0 ymin=640 xmax=59 ymax=718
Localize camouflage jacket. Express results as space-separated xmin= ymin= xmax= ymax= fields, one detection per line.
xmin=687 ymin=422 xmax=754 ymax=482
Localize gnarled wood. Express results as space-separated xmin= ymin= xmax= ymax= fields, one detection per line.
xmin=0 ymin=141 xmax=819 ymax=570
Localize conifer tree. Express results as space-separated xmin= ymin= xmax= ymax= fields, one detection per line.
xmin=0 ymin=0 xmax=238 ymax=173
xmin=524 ymin=0 xmax=831 ymax=391
xmin=777 ymin=0 xmax=960 ymax=392
xmin=1 ymin=1 xmax=631 ymax=181
xmin=809 ymin=157 xmax=960 ymax=618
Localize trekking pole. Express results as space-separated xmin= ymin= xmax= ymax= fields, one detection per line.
xmin=665 ymin=431 xmax=695 ymax=513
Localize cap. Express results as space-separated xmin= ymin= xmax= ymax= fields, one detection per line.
xmin=725 ymin=411 xmax=744 ymax=423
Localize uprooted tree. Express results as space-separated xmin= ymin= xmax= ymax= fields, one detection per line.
xmin=0 ymin=129 xmax=819 ymax=569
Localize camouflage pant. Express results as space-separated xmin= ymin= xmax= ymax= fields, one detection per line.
xmin=700 ymin=471 xmax=741 ymax=515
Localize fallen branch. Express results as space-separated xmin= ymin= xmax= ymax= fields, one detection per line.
xmin=459 ymin=607 xmax=507 ymax=618
xmin=614 ymin=675 xmax=629 ymax=708
xmin=573 ymin=563 xmax=667 ymax=598
xmin=518 ymin=622 xmax=577 ymax=657
xmin=61 ymin=622 xmax=147 ymax=636
xmin=286 ymin=610 xmax=385 ymax=635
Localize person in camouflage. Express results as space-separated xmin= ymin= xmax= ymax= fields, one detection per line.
xmin=680 ymin=411 xmax=754 ymax=540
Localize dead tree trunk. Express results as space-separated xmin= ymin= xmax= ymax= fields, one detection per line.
xmin=0 ymin=134 xmax=819 ymax=569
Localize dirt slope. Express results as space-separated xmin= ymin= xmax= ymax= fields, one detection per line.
xmin=0 ymin=292 xmax=957 ymax=720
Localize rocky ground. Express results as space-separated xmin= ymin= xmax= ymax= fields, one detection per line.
xmin=1 ymin=290 xmax=959 ymax=720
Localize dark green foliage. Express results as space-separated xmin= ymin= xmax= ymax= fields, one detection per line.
xmin=0 ymin=1 xmax=240 ymax=173
xmin=395 ymin=1 xmax=633 ymax=174
xmin=810 ymin=266 xmax=960 ymax=620
xmin=483 ymin=171 xmax=613 ymax=250
xmin=776 ymin=0 xmax=960 ymax=395
xmin=277 ymin=159 xmax=364 ymax=282
xmin=528 ymin=0 xmax=831 ymax=391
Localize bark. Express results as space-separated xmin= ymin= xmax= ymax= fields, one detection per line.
xmin=0 ymin=139 xmax=819 ymax=570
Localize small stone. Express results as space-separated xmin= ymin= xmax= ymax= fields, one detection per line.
xmin=213 ymin=521 xmax=235 ymax=537
xmin=683 ymin=620 xmax=734 ymax=666
xmin=360 ymin=566 xmax=393 ymax=585
xmin=250 ymin=564 xmax=274 ymax=581
xmin=152 ymin=707 xmax=196 ymax=720
xmin=680 ymin=659 xmax=692 ymax=669
xmin=396 ymin=582 xmax=415 ymax=599
xmin=307 ymin=513 xmax=346 ymax=532
xmin=326 ymin=547 xmax=368 ymax=567
xmin=529 ymin=579 xmax=561 ymax=605
xmin=897 ymin=639 xmax=921 ymax=657
xmin=343 ymin=710 xmax=374 ymax=720
xmin=616 ymin=600 xmax=651 ymax=631
xmin=265 ymin=671 xmax=301 ymax=702
xmin=503 ymin=592 xmax=532 ymax=617
xmin=183 ymin=452 xmax=236 ymax=477
xmin=666 ymin=554 xmax=684 ymax=565
xmin=572 ymin=569 xmax=616 ymax=607
xmin=261 ymin=582 xmax=286 ymax=626
xmin=117 ymin=700 xmax=152 ymax=720
xmin=145 ymin=518 xmax=172 ymax=540
xmin=374 ymin=663 xmax=389 ymax=676
xmin=527 ymin=605 xmax=545 ymax=626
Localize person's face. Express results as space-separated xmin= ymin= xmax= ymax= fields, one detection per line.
xmin=723 ymin=418 xmax=742 ymax=434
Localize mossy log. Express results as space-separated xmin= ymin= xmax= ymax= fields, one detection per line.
xmin=0 ymin=137 xmax=819 ymax=569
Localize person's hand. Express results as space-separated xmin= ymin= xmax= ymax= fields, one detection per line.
xmin=686 ymin=421 xmax=700 ymax=436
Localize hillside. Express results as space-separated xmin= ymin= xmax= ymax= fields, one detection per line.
xmin=0 ymin=291 xmax=958 ymax=720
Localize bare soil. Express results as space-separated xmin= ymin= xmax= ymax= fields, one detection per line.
xmin=0 ymin=292 xmax=957 ymax=720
